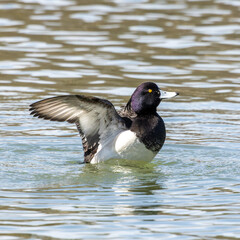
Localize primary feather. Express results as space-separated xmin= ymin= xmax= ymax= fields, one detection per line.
xmin=29 ymin=95 xmax=126 ymax=162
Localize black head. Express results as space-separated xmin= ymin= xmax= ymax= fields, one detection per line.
xmin=125 ymin=82 xmax=179 ymax=115
xmin=128 ymin=82 xmax=161 ymax=115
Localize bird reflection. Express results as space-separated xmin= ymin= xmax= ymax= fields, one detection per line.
xmin=79 ymin=160 xmax=165 ymax=196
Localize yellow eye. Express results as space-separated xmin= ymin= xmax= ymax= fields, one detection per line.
xmin=148 ymin=89 xmax=152 ymax=93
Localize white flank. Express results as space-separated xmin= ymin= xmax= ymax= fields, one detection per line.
xmin=91 ymin=130 xmax=156 ymax=164
xmin=114 ymin=130 xmax=156 ymax=161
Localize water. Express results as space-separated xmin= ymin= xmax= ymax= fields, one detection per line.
xmin=0 ymin=0 xmax=240 ymax=239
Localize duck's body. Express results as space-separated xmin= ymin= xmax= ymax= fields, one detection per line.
xmin=90 ymin=114 xmax=165 ymax=163
xmin=90 ymin=130 xmax=156 ymax=164
xmin=29 ymin=82 xmax=178 ymax=164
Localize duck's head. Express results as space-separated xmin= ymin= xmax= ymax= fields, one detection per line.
xmin=127 ymin=82 xmax=178 ymax=115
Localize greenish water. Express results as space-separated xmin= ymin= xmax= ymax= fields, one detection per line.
xmin=0 ymin=0 xmax=240 ymax=239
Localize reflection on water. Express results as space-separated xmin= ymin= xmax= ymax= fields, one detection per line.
xmin=0 ymin=0 xmax=240 ymax=239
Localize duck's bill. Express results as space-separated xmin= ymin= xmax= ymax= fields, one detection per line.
xmin=160 ymin=90 xmax=179 ymax=99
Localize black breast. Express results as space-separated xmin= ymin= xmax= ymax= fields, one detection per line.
xmin=130 ymin=114 xmax=166 ymax=152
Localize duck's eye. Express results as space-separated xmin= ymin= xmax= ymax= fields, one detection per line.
xmin=148 ymin=89 xmax=152 ymax=93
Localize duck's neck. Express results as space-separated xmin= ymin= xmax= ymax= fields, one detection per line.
xmin=130 ymin=113 xmax=166 ymax=152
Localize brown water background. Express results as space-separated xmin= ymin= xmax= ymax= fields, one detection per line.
xmin=0 ymin=0 xmax=240 ymax=239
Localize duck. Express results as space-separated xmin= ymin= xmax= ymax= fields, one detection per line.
xmin=29 ymin=82 xmax=178 ymax=164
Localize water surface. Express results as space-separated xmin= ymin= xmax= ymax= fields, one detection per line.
xmin=0 ymin=0 xmax=240 ymax=239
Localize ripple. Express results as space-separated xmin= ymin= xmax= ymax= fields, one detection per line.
xmin=98 ymin=46 xmax=139 ymax=53
xmin=28 ymin=69 xmax=83 ymax=78
xmin=129 ymin=25 xmax=163 ymax=33
xmin=152 ymin=55 xmax=197 ymax=60
xmin=88 ymin=57 xmax=148 ymax=67
xmin=1 ymin=0 xmax=240 ymax=239
xmin=0 ymin=61 xmax=37 ymax=70
xmin=182 ymin=7 xmax=231 ymax=17
xmin=110 ymin=14 xmax=149 ymax=22
xmin=0 ymin=18 xmax=23 ymax=26
xmin=70 ymin=13 xmax=102 ymax=22
xmin=0 ymin=3 xmax=21 ymax=9
xmin=18 ymin=0 xmax=74 ymax=6
xmin=31 ymin=14 xmax=62 ymax=21
xmin=216 ymin=0 xmax=240 ymax=6
xmin=0 ymin=86 xmax=43 ymax=96
xmin=0 ymin=41 xmax=62 ymax=52
xmin=123 ymin=65 xmax=190 ymax=75
xmin=136 ymin=3 xmax=187 ymax=10
xmin=79 ymin=87 xmax=135 ymax=96
xmin=55 ymin=35 xmax=123 ymax=46
xmin=193 ymin=25 xmax=240 ymax=35
xmin=0 ymin=36 xmax=29 ymax=42
xmin=189 ymin=63 xmax=237 ymax=71
xmin=217 ymin=49 xmax=240 ymax=55
xmin=67 ymin=4 xmax=121 ymax=13
xmin=134 ymin=36 xmax=210 ymax=49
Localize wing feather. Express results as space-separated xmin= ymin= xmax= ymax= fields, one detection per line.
xmin=29 ymin=95 xmax=126 ymax=162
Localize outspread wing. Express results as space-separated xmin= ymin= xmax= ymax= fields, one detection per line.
xmin=29 ymin=95 xmax=126 ymax=162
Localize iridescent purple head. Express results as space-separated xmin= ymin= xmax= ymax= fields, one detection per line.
xmin=127 ymin=82 xmax=178 ymax=115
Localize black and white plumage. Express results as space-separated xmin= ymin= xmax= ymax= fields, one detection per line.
xmin=29 ymin=82 xmax=178 ymax=164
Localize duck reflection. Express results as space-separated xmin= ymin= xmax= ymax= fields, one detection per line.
xmin=78 ymin=160 xmax=165 ymax=195
xmin=78 ymin=160 xmax=165 ymax=217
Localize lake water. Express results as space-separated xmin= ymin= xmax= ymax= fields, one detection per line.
xmin=0 ymin=0 xmax=240 ymax=239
